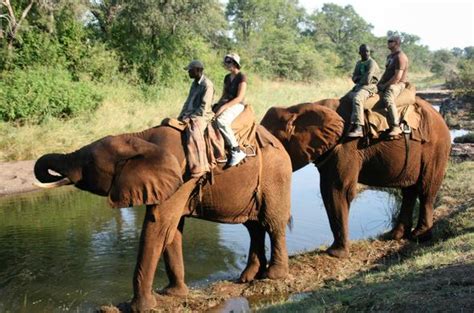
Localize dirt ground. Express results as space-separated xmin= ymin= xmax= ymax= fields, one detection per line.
xmin=0 ymin=160 xmax=39 ymax=197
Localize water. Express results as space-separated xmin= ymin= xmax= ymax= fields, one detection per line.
xmin=450 ymin=129 xmax=469 ymax=143
xmin=0 ymin=165 xmax=396 ymax=312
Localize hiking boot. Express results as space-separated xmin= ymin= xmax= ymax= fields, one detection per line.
xmin=387 ymin=126 xmax=402 ymax=137
xmin=347 ymin=124 xmax=363 ymax=138
xmin=228 ymin=149 xmax=246 ymax=167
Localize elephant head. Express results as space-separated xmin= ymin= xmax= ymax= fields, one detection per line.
xmin=261 ymin=102 xmax=345 ymax=171
xmin=34 ymin=133 xmax=184 ymax=208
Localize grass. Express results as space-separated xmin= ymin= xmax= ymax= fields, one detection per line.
xmin=0 ymin=71 xmax=439 ymax=162
xmin=0 ymin=77 xmax=352 ymax=161
xmin=260 ymin=161 xmax=474 ymax=312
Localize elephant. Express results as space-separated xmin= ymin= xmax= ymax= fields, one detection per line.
xmin=34 ymin=124 xmax=292 ymax=312
xmin=261 ymin=96 xmax=451 ymax=258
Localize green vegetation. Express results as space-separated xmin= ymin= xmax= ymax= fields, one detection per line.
xmin=1 ymin=0 xmax=471 ymax=126
xmin=0 ymin=67 xmax=102 ymax=123
xmin=454 ymin=132 xmax=474 ymax=143
xmin=261 ymin=161 xmax=474 ymax=312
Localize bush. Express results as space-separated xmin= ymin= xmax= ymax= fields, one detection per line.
xmin=453 ymin=132 xmax=474 ymax=143
xmin=0 ymin=67 xmax=103 ymax=124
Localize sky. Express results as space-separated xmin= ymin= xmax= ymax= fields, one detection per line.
xmin=299 ymin=0 xmax=474 ymax=51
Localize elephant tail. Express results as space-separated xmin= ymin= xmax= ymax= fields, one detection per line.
xmin=287 ymin=215 xmax=294 ymax=232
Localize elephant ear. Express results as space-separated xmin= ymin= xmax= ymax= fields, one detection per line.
xmin=107 ymin=137 xmax=183 ymax=208
xmin=287 ymin=103 xmax=345 ymax=170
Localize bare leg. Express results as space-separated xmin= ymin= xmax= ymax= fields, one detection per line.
xmin=391 ymin=185 xmax=418 ymax=240
xmin=239 ymin=221 xmax=267 ymax=283
xmin=162 ymin=218 xmax=188 ymax=296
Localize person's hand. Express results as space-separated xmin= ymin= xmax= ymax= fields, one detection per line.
xmin=214 ymin=107 xmax=225 ymax=117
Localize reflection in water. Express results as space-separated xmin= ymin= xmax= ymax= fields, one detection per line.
xmin=0 ymin=165 xmax=398 ymax=311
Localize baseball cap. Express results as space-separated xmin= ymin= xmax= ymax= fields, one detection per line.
xmin=184 ymin=60 xmax=204 ymax=70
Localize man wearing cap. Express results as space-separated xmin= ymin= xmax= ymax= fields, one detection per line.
xmin=347 ymin=44 xmax=380 ymax=138
xmin=178 ymin=60 xmax=214 ymax=177
xmin=377 ymin=35 xmax=409 ymax=137
xmin=179 ymin=60 xmax=214 ymax=123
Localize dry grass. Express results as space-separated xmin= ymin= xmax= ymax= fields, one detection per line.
xmin=0 ymin=77 xmax=352 ymax=161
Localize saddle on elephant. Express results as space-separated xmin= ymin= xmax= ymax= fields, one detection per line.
xmin=339 ymin=83 xmax=424 ymax=139
xmin=161 ymin=104 xmax=260 ymax=176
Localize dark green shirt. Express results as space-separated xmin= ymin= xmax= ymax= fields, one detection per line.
xmin=352 ymin=57 xmax=380 ymax=86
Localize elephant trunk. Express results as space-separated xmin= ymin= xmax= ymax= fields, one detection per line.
xmin=34 ymin=153 xmax=73 ymax=187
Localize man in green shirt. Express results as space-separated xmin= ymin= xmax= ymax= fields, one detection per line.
xmin=347 ymin=44 xmax=380 ymax=137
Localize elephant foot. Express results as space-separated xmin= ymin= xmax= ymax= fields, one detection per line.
xmin=411 ymin=227 xmax=433 ymax=242
xmin=264 ymin=263 xmax=288 ymax=280
xmin=130 ymin=292 xmax=158 ymax=313
xmin=161 ymin=283 xmax=189 ymax=297
xmin=238 ymin=264 xmax=266 ymax=283
xmin=326 ymin=244 xmax=349 ymax=258
xmin=390 ymin=224 xmax=412 ymax=240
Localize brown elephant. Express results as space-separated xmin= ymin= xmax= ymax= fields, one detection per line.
xmin=261 ymin=96 xmax=451 ymax=258
xmin=34 ymin=125 xmax=292 ymax=312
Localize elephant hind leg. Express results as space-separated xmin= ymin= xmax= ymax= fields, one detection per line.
xmin=412 ymin=153 xmax=449 ymax=241
xmin=391 ymin=185 xmax=418 ymax=240
xmin=239 ymin=221 xmax=267 ymax=283
xmin=161 ymin=218 xmax=189 ymax=297
xmin=264 ymin=227 xmax=289 ymax=280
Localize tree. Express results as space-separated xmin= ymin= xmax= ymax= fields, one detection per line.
xmin=1 ymin=0 xmax=35 ymax=52
xmin=307 ymin=4 xmax=374 ymax=72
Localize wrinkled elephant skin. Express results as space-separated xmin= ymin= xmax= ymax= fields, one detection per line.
xmin=35 ymin=125 xmax=292 ymax=312
xmin=261 ymin=96 xmax=451 ymax=258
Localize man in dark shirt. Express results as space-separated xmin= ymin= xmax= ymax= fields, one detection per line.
xmin=347 ymin=44 xmax=380 ymax=137
xmin=377 ymin=35 xmax=409 ymax=137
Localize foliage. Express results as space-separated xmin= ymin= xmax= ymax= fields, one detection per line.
xmin=446 ymin=47 xmax=474 ymax=97
xmin=0 ymin=66 xmax=102 ymax=123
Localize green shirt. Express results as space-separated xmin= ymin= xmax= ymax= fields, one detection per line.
xmin=352 ymin=57 xmax=380 ymax=86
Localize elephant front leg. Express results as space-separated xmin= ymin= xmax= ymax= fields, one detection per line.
xmin=162 ymin=218 xmax=189 ymax=297
xmin=131 ymin=178 xmax=198 ymax=312
xmin=320 ymin=178 xmax=354 ymax=258
xmin=239 ymin=221 xmax=267 ymax=283
xmin=131 ymin=205 xmax=170 ymax=312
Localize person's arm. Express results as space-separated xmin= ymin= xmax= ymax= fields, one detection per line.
xmin=378 ymin=55 xmax=407 ymax=89
xmin=352 ymin=62 xmax=360 ymax=84
xmin=215 ymin=81 xmax=247 ymax=116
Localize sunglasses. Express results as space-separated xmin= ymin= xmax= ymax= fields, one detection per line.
xmin=224 ymin=59 xmax=233 ymax=64
xmin=387 ymin=40 xmax=395 ymax=43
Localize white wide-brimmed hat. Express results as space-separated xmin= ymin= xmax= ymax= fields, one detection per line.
xmin=224 ymin=53 xmax=241 ymax=68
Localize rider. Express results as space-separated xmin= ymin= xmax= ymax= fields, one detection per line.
xmin=377 ymin=35 xmax=409 ymax=137
xmin=347 ymin=44 xmax=380 ymax=138
xmin=213 ymin=53 xmax=247 ymax=167
xmin=178 ymin=60 xmax=215 ymax=177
